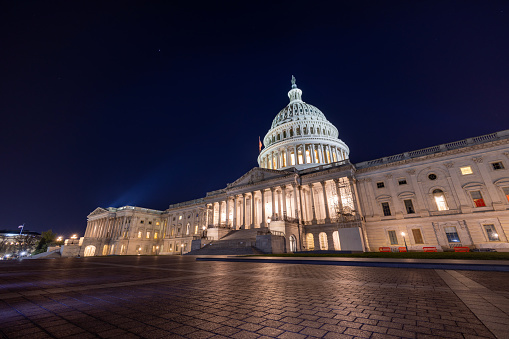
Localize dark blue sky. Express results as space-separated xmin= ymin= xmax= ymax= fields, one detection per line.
xmin=1 ymin=1 xmax=508 ymax=236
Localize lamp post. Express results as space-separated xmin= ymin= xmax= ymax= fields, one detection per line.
xmin=180 ymin=243 xmax=184 ymax=255
xmin=202 ymin=225 xmax=207 ymax=239
xmin=401 ymin=232 xmax=408 ymax=252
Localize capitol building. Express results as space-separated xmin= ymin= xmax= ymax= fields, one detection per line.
xmin=79 ymin=77 xmax=509 ymax=256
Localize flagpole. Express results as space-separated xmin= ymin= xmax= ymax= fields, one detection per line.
xmin=19 ymin=224 xmax=24 ymax=235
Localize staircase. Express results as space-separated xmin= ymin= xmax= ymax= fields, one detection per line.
xmin=186 ymin=228 xmax=269 ymax=255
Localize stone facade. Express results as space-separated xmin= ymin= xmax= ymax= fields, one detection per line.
xmin=78 ymin=79 xmax=509 ymax=256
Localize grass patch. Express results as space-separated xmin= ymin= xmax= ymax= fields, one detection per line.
xmin=251 ymin=252 xmax=509 ymax=260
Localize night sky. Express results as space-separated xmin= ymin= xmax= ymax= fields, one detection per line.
xmin=1 ymin=1 xmax=508 ymax=237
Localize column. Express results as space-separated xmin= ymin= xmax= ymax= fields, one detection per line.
xmin=281 ymin=185 xmax=287 ymax=219
xmin=320 ymin=144 xmax=326 ymax=163
xmin=225 ymin=198 xmax=230 ymax=227
xmin=260 ymin=189 xmax=266 ymax=228
xmin=270 ymin=187 xmax=276 ymax=220
xmin=233 ymin=196 xmax=237 ymax=229
xmin=286 ymin=147 xmax=291 ymax=168
xmin=308 ymin=184 xmax=317 ymax=224
xmin=217 ymin=201 xmax=222 ymax=226
xmin=292 ymin=184 xmax=299 ymax=220
xmin=251 ymin=191 xmax=256 ymax=229
xmin=278 ymin=189 xmax=283 ymax=219
xmin=242 ymin=194 xmax=246 ymax=229
xmin=334 ymin=178 xmax=344 ymax=221
xmin=321 ymin=181 xmax=331 ymax=223
xmin=302 ymin=145 xmax=307 ymax=164
xmin=298 ymin=185 xmax=305 ymax=222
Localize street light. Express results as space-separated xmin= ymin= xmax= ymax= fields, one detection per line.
xmin=180 ymin=243 xmax=184 ymax=255
xmin=401 ymin=232 xmax=408 ymax=252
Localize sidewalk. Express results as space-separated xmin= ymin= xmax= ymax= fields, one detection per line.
xmin=195 ymin=255 xmax=509 ymax=271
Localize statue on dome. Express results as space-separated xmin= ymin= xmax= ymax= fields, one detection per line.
xmin=291 ymin=75 xmax=296 ymax=87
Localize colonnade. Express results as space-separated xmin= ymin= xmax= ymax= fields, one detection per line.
xmin=85 ymin=215 xmax=133 ymax=238
xmin=206 ymin=178 xmax=358 ymax=229
xmin=260 ymin=143 xmax=347 ymax=170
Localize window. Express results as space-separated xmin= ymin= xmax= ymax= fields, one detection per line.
xmin=428 ymin=173 xmax=437 ymax=180
xmin=194 ymin=225 xmax=198 ymax=234
xmin=298 ymin=150 xmax=303 ymax=164
xmin=306 ymin=233 xmax=314 ymax=250
xmin=169 ymin=243 xmax=173 ymax=251
xmin=137 ymin=231 xmax=142 ymax=238
xmin=492 ymin=162 xmax=505 ymax=170
xmin=148 ymin=221 xmax=152 ymax=225
xmin=404 ymin=199 xmax=415 ymax=214
xmin=156 ymin=222 xmax=160 ymax=225
xmin=290 ymin=152 xmax=295 ymax=166
xmin=289 ymin=235 xmax=297 ymax=252
xmin=470 ymin=190 xmax=486 ymax=207
xmin=332 ymin=231 xmax=341 ymax=250
xmin=412 ymin=229 xmax=424 ymax=244
xmin=433 ymin=189 xmax=449 ymax=211
xmin=503 ymin=187 xmax=509 ymax=202
xmin=186 ymin=224 xmax=190 ymax=235
xmin=140 ymin=220 xmax=144 ymax=224
xmin=154 ymin=232 xmax=158 ymax=239
xmin=179 ymin=215 xmax=182 ymax=220
xmin=398 ymin=179 xmax=407 ymax=185
xmin=483 ymin=224 xmax=499 ymax=241
xmin=381 ymin=202 xmax=391 ymax=216
xmin=444 ymin=226 xmax=460 ymax=243
xmin=305 ymin=149 xmax=311 ymax=163
xmin=388 ymin=230 xmax=398 ymax=245
xmin=377 ymin=182 xmax=385 ymax=189
xmin=319 ymin=232 xmax=328 ymax=251
xmin=460 ymin=166 xmax=473 ymax=175
xmin=146 ymin=231 xmax=151 ymax=239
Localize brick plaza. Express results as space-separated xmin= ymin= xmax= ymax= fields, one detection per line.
xmin=1 ymin=256 xmax=508 ymax=338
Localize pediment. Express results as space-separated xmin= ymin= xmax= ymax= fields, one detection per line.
xmin=88 ymin=207 xmax=108 ymax=217
xmin=228 ymin=167 xmax=294 ymax=188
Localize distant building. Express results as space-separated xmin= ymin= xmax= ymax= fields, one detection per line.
xmin=79 ymin=78 xmax=509 ymax=256
xmin=0 ymin=230 xmax=41 ymax=258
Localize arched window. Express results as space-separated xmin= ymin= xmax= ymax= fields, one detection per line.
xmin=186 ymin=223 xmax=190 ymax=235
xmin=84 ymin=245 xmax=96 ymax=257
xmin=333 ymin=231 xmax=341 ymax=250
xmin=306 ymin=233 xmax=315 ymax=250
xmin=433 ymin=189 xmax=449 ymax=211
xmin=297 ymin=127 xmax=301 ymax=135
xmin=289 ymin=235 xmax=297 ymax=252
xmin=277 ymin=134 xmax=280 ymax=141
xmin=319 ymin=232 xmax=328 ymax=250
xmin=283 ymin=131 xmax=287 ymax=138
xmin=290 ymin=129 xmax=294 ymax=137
xmin=303 ymin=127 xmax=307 ymax=134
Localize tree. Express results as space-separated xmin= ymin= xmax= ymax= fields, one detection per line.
xmin=33 ymin=229 xmax=57 ymax=255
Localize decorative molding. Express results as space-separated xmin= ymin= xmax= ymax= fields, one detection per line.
xmin=444 ymin=162 xmax=454 ymax=168
xmin=472 ymin=156 xmax=483 ymax=163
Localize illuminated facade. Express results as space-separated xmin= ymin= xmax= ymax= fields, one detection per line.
xmin=79 ymin=78 xmax=509 ymax=256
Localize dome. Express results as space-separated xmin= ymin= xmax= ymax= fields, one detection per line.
xmin=258 ymin=76 xmax=350 ymax=171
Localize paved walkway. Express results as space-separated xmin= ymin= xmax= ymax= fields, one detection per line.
xmin=0 ymin=256 xmax=508 ymax=338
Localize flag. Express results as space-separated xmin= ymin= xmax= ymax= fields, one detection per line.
xmin=18 ymin=225 xmax=23 ymax=228
xmin=258 ymin=136 xmax=262 ymax=152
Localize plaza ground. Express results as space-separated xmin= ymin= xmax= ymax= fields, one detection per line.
xmin=1 ymin=256 xmax=508 ymax=338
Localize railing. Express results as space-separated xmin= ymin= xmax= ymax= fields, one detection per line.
xmin=270 ymin=231 xmax=285 ymax=237
xmin=206 ymin=188 xmax=226 ymax=197
xmin=356 ymin=130 xmax=509 ymax=169
xmin=168 ymin=198 xmax=204 ymax=209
